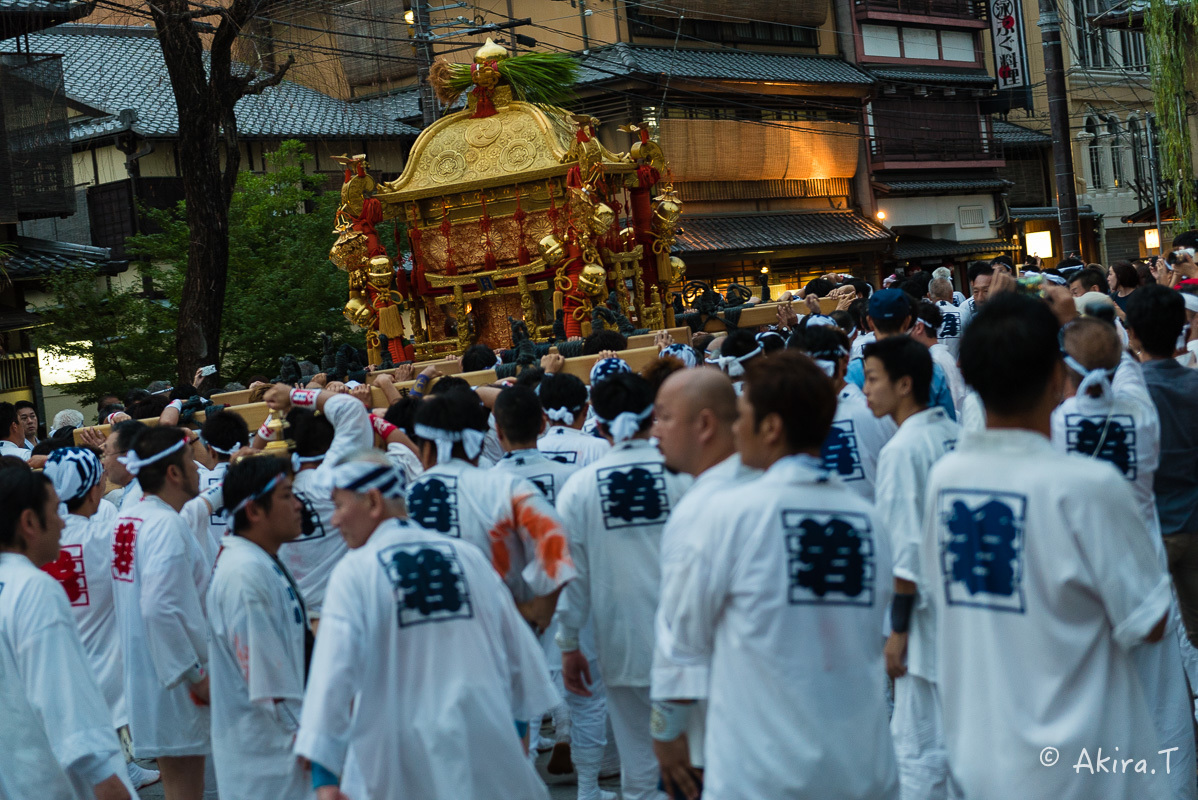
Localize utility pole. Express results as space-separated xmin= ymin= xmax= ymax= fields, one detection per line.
xmin=1037 ymin=0 xmax=1081 ymax=259
xmin=1147 ymin=112 xmax=1163 ymax=253
xmin=412 ymin=0 xmax=437 ymax=128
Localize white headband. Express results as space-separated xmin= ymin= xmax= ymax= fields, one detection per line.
xmin=714 ymin=347 xmax=762 ymax=378
xmin=805 ymin=315 xmax=838 ymax=328
xmin=330 ymin=460 xmax=405 ymax=498
xmin=413 ymin=423 xmax=487 ymax=465
xmin=807 ymin=344 xmax=848 ymax=379
xmin=225 ymin=471 xmax=285 ymax=519
xmin=1064 ymin=355 xmax=1116 ymax=400
xmin=202 ymin=436 xmax=243 ymax=457
xmin=545 ymin=407 xmax=576 ymax=426
xmin=118 ymin=436 xmax=188 ymax=477
xmin=597 ymin=404 xmax=654 ymax=443
xmin=815 ymin=359 xmax=838 ymax=377
xmin=291 ymin=452 xmax=324 ymax=472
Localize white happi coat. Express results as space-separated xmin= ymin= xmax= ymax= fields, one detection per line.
xmin=492 ymin=447 xmax=579 ymax=504
xmin=280 ymin=394 xmax=371 ymax=615
xmin=930 ymin=343 xmax=966 ymax=417
xmin=653 ymin=454 xmax=760 ymax=768
xmin=556 ymin=439 xmax=692 ymax=686
xmin=294 ymin=518 xmax=556 ymax=800
xmin=117 ymin=479 xmax=144 ymax=513
xmin=42 ymin=501 xmax=126 ymax=727
xmin=1051 ymin=354 xmax=1161 ymax=533
xmin=935 ymin=300 xmax=963 ymax=359
xmin=851 ymin=330 xmax=876 ymax=361
xmin=822 ymin=383 xmax=895 ymax=502
xmin=406 ymin=458 xmax=576 ymax=604
xmin=207 ymin=536 xmax=311 ymax=800
xmin=875 ymin=406 xmax=959 ymax=682
xmin=111 ymin=494 xmax=211 ymax=757
xmin=655 ymin=455 xmax=898 ymax=799
xmin=196 ymin=461 xmax=230 ymax=556
xmin=0 ymin=552 xmax=133 ymax=800
xmin=385 ymin=441 xmax=424 ymax=486
xmin=1050 ymin=358 xmax=1194 ymax=800
xmin=921 ymin=430 xmax=1174 ymax=800
xmin=538 ymin=423 xmax=612 ymax=469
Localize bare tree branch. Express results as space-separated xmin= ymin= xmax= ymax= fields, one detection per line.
xmin=244 ymin=54 xmax=294 ymax=95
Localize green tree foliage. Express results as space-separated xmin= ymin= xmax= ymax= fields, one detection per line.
xmin=36 ymin=141 xmax=370 ymax=401
xmin=1146 ymin=0 xmax=1198 ymax=229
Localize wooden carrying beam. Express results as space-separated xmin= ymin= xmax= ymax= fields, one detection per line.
xmin=701 ymin=299 xmax=838 ymax=332
xmin=558 ymin=346 xmax=662 ymax=381
xmin=73 ymin=344 xmax=677 ymax=448
xmin=366 ymin=358 xmax=462 ymax=384
xmin=625 ymin=327 xmax=689 ymax=349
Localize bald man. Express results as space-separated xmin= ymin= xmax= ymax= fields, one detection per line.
xmin=650 ymin=369 xmax=761 ymax=797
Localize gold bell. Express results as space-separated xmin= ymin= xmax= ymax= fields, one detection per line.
xmin=538 ymin=234 xmax=566 ymax=267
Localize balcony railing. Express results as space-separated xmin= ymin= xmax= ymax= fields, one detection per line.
xmin=855 ymin=0 xmax=987 ymax=20
xmin=0 ymin=53 xmax=75 ymax=224
xmin=871 ymin=136 xmax=1004 ymax=163
xmin=0 ymin=352 xmax=37 ymax=393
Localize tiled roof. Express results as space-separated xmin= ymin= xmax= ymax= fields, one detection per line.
xmin=0 ymin=0 xmax=92 ymax=37
xmin=0 ymin=0 xmax=87 ymax=9
xmin=69 ymin=113 xmax=134 ymax=141
xmin=2 ymin=236 xmax=127 ymax=280
xmin=869 ymin=67 xmax=995 ymax=87
xmin=893 ymin=237 xmax=1011 ymax=260
xmin=875 ymin=178 xmax=1012 ymax=194
xmin=993 ymin=119 xmax=1052 ymax=146
xmin=578 ymin=43 xmax=873 ymax=87
xmin=1010 ymin=205 xmax=1102 ymax=220
xmin=0 ymin=307 xmax=44 ymax=332
xmin=674 ymin=211 xmax=891 ymax=255
xmin=12 ymin=24 xmax=418 ymax=141
xmin=353 ymin=87 xmax=464 ymax=123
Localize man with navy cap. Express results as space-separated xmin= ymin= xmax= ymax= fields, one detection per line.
xmin=846 ymin=289 xmax=957 ymax=421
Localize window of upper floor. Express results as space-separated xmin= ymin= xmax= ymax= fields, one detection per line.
xmin=860 ymin=24 xmax=978 ymax=64
xmin=1081 ymin=112 xmax=1159 ymax=203
xmin=627 ymin=8 xmax=820 ymax=49
xmin=1071 ymin=0 xmax=1148 ymax=73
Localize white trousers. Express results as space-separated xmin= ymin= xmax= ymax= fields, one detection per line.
xmin=1133 ymin=607 xmax=1198 ymax=800
xmin=891 ymin=674 xmax=954 ymax=800
xmin=606 ymin=686 xmax=666 ymax=800
xmin=543 ymin=616 xmax=609 ymax=751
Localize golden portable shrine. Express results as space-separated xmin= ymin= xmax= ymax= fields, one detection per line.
xmin=328 ymin=39 xmax=686 ymax=362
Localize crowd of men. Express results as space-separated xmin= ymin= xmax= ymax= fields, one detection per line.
xmin=3 ymin=233 xmax=1198 ymax=800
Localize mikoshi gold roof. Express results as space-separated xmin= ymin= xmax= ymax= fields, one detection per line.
xmin=374 ymin=98 xmax=635 ymax=203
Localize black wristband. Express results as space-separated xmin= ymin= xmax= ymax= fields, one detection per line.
xmin=891 ymin=593 xmax=916 ymax=634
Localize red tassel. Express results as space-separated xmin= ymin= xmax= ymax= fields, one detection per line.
xmin=566 ymin=166 xmax=582 ymax=189
xmin=514 ymin=188 xmax=530 ymax=265
xmin=471 ymin=86 xmax=497 ymax=119
xmin=484 ymin=252 xmax=498 ymax=271
xmin=415 ymin=262 xmax=431 ymax=295
xmin=441 ymin=201 xmax=457 ymax=275
xmin=546 ymin=181 xmax=561 ymax=237
xmin=636 ymin=165 xmax=656 ymax=189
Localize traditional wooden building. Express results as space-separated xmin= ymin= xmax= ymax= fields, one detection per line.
xmin=253 ymin=0 xmax=895 ymax=294
xmin=1 ymin=20 xmax=418 ymax=419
